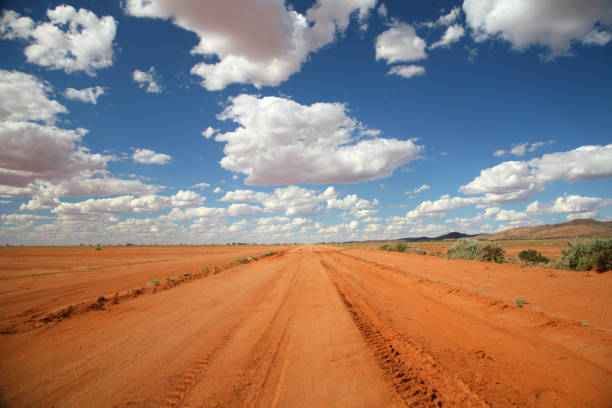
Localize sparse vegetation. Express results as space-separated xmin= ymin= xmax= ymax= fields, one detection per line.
xmin=518 ymin=249 xmax=550 ymax=264
xmin=165 ymin=277 xmax=172 ymax=281
xmin=182 ymin=273 xmax=190 ymax=277
xmin=146 ymin=279 xmax=159 ymax=286
xmin=393 ymin=242 xmax=407 ymax=252
xmin=556 ymin=239 xmax=612 ymax=272
xmin=446 ymin=239 xmax=505 ymax=263
xmin=235 ymin=257 xmax=249 ymax=264
xmin=379 ymin=242 xmax=409 ymax=252
xmin=261 ymin=252 xmax=277 ymax=257
xmin=514 ymin=298 xmax=528 ymax=308
xmin=476 ymin=242 xmax=505 ymax=263
xmin=406 ymin=247 xmax=427 ymax=255
xmin=445 ymin=239 xmax=479 ymax=260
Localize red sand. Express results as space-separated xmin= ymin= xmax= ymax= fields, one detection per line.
xmin=0 ymin=245 xmax=610 ymax=407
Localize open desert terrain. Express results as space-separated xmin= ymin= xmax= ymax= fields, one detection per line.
xmin=0 ymin=245 xmax=610 ymax=407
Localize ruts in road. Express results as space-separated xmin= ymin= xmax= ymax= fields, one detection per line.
xmin=0 ymin=245 xmax=610 ymax=407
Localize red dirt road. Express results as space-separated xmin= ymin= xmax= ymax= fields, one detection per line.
xmin=0 ymin=246 xmax=610 ymax=407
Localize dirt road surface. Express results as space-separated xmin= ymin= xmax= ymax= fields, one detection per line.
xmin=0 ymin=246 xmax=610 ymax=407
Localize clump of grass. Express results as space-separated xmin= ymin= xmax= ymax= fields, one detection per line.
xmin=393 ymin=242 xmax=407 ymax=252
xmin=514 ymin=298 xmax=528 ymax=308
xmin=556 ymin=239 xmax=612 ymax=272
xmin=248 ymin=256 xmax=258 ymax=261
xmin=181 ymin=272 xmax=190 ymax=277
xmin=379 ymin=242 xmax=408 ymax=252
xmin=446 ymin=239 xmax=505 ymax=263
xmin=445 ymin=239 xmax=479 ymax=260
xmin=147 ymin=279 xmax=160 ymax=286
xmin=235 ymin=257 xmax=249 ymax=264
xmin=95 ymin=246 xmax=102 ymax=251
xmin=476 ymin=242 xmax=505 ymax=263
xmin=406 ymin=247 xmax=426 ymax=255
xmin=165 ymin=277 xmax=172 ymax=281
xmin=518 ymin=249 xmax=549 ymax=264
xmin=261 ymin=252 xmax=276 ymax=257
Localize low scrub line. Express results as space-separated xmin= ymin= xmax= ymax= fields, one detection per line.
xmin=377 ymin=238 xmax=611 ymax=272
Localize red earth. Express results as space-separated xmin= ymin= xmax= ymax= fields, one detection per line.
xmin=0 ymin=245 xmax=610 ymax=407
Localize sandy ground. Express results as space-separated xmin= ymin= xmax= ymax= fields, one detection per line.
xmin=0 ymin=245 xmax=610 ymax=407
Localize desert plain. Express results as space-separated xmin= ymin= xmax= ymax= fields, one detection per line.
xmin=0 ymin=244 xmax=610 ymax=407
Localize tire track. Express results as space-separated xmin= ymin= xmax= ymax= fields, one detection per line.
xmin=162 ymin=319 xmax=244 ymax=407
xmin=321 ymin=256 xmax=488 ymax=408
xmin=158 ymin=254 xmax=296 ymax=408
xmin=236 ymin=253 xmax=304 ymax=408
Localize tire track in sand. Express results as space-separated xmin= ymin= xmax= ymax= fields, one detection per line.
xmin=321 ymin=254 xmax=488 ymax=408
xmin=158 ymin=254 xmax=297 ymax=407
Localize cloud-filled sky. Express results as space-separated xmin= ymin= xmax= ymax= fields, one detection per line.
xmin=0 ymin=0 xmax=611 ymax=245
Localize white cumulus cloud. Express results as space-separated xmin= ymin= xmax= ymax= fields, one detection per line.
xmin=215 ymin=94 xmax=421 ymax=185
xmin=463 ymin=0 xmax=612 ymax=58
xmin=0 ymin=69 xmax=67 ymax=123
xmin=526 ymin=194 xmax=612 ymax=220
xmin=388 ymin=64 xmax=425 ymax=79
xmin=64 ymin=86 xmax=105 ymax=104
xmin=202 ymin=126 xmax=217 ymax=139
xmin=430 ymin=24 xmax=465 ymax=49
xmin=0 ymin=6 xmax=116 ymax=75
xmin=132 ymin=67 xmax=163 ymax=93
xmin=375 ymin=21 xmax=427 ymax=64
xmin=461 ymin=144 xmax=612 ymax=203
xmin=124 ymin=0 xmax=376 ymax=90
xmin=132 ymin=148 xmax=172 ymax=165
xmin=406 ymin=194 xmax=483 ymax=219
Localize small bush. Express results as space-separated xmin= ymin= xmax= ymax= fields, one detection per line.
xmin=476 ymin=242 xmax=505 ymax=263
xmin=182 ymin=272 xmax=190 ymax=277
xmin=261 ymin=252 xmax=276 ymax=257
xmin=393 ymin=242 xmax=407 ymax=252
xmin=518 ymin=249 xmax=549 ymax=264
xmin=514 ymin=298 xmax=528 ymax=308
xmin=406 ymin=247 xmax=426 ymax=255
xmin=557 ymin=239 xmax=612 ymax=272
xmin=248 ymin=256 xmax=258 ymax=261
xmin=446 ymin=239 xmax=479 ymax=260
xmin=147 ymin=279 xmax=159 ymax=286
xmin=379 ymin=244 xmax=391 ymax=251
xmin=165 ymin=277 xmax=172 ymax=281
xmin=235 ymin=257 xmax=249 ymax=264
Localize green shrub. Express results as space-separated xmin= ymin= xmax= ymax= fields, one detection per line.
xmin=393 ymin=242 xmax=407 ymax=252
xmin=518 ymin=249 xmax=549 ymax=264
xmin=557 ymin=239 xmax=612 ymax=272
xmin=165 ymin=277 xmax=172 ymax=281
xmin=476 ymin=242 xmax=505 ymax=263
xmin=235 ymin=257 xmax=249 ymax=264
xmin=514 ymin=298 xmax=528 ymax=308
xmin=182 ymin=272 xmax=190 ymax=277
xmin=147 ymin=279 xmax=159 ymax=286
xmin=406 ymin=247 xmax=426 ymax=255
xmin=446 ymin=239 xmax=479 ymax=260
xmin=379 ymin=244 xmax=391 ymax=251
xmin=261 ymin=252 xmax=276 ymax=257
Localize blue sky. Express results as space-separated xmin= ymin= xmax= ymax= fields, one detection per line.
xmin=0 ymin=0 xmax=611 ymax=245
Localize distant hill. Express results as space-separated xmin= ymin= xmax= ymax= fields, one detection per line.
xmin=475 ymin=219 xmax=612 ymax=241
xmin=398 ymin=232 xmax=477 ymax=242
